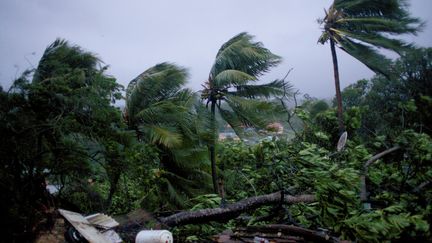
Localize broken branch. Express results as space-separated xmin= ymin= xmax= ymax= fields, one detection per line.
xmin=159 ymin=192 xmax=315 ymax=227
xmin=360 ymin=146 xmax=401 ymax=202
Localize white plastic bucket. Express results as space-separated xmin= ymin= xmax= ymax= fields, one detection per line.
xmin=135 ymin=230 xmax=173 ymax=243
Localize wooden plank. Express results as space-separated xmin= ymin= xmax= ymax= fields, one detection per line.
xmin=58 ymin=209 xmax=109 ymax=243
xmin=86 ymin=213 xmax=119 ymax=229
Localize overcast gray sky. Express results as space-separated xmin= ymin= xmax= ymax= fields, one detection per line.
xmin=1 ymin=0 xmax=431 ymax=98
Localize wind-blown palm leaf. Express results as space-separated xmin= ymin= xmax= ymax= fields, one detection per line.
xmin=156 ymin=177 xmax=189 ymax=209
xmin=210 ymin=32 xmax=281 ymax=80
xmin=171 ymin=146 xmax=208 ymax=166
xmin=335 ymin=17 xmax=420 ymax=34
xmin=126 ymin=62 xmax=188 ymax=123
xmin=135 ymin=101 xmax=188 ymax=123
xmin=126 ymin=63 xmax=187 ymax=100
xmin=338 ymin=38 xmax=393 ymax=76
xmin=168 ymin=88 xmax=197 ymax=109
xmin=224 ymin=95 xmax=273 ymax=128
xmin=233 ymin=79 xmax=286 ymax=98
xmin=143 ymin=125 xmax=183 ymax=148
xmin=218 ymin=107 xmax=246 ymax=138
xmin=334 ymin=0 xmax=420 ymax=22
xmin=213 ymin=69 xmax=257 ymax=88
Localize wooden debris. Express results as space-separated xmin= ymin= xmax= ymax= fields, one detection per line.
xmin=58 ymin=209 xmax=122 ymax=243
xmin=214 ymin=224 xmax=338 ymax=243
xmin=58 ymin=209 xmax=109 ymax=243
xmin=86 ymin=213 xmax=119 ymax=229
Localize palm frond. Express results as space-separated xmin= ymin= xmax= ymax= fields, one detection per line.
xmin=144 ymin=125 xmax=183 ymax=148
xmin=126 ymin=62 xmax=189 ymax=124
xmin=339 ymin=37 xmax=393 ymax=77
xmin=333 ymin=28 xmax=412 ymax=54
xmin=171 ymin=146 xmax=208 ymax=168
xmin=169 ymin=88 xmax=196 ymax=108
xmin=126 ymin=62 xmax=188 ymax=105
xmin=336 ymin=17 xmax=421 ymax=35
xmin=213 ymin=69 xmax=257 ymax=88
xmin=334 ymin=0 xmax=415 ymax=20
xmin=210 ymin=32 xmax=281 ymax=79
xmin=224 ymin=95 xmax=276 ymax=129
xmin=232 ymin=79 xmax=286 ymax=98
xmin=158 ymin=177 xmax=189 ymax=208
xmin=218 ymin=107 xmax=246 ymax=138
xmin=135 ymin=101 xmax=186 ymax=123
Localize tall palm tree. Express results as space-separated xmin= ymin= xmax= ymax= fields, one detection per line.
xmin=201 ymin=32 xmax=284 ymax=194
xmin=125 ymin=63 xmax=212 ymax=209
xmin=318 ymin=0 xmax=423 ymax=133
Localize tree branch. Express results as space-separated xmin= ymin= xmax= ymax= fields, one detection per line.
xmin=363 ymin=146 xmax=400 ymax=171
xmin=360 ymin=146 xmax=401 ymax=202
xmin=159 ymin=192 xmax=315 ymax=227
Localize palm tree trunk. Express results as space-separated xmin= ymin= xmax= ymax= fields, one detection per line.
xmin=209 ymin=100 xmax=219 ymax=194
xmin=330 ymin=39 xmax=345 ymax=134
xmin=106 ymin=168 xmax=121 ymax=211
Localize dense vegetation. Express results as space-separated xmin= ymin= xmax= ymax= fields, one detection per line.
xmin=1 ymin=1 xmax=431 ymax=242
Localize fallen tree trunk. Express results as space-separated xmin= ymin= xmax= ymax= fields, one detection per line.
xmin=159 ymin=192 xmax=315 ymax=227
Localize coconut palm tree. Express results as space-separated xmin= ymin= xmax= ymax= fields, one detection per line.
xmin=125 ymin=63 xmax=212 ymax=209
xmin=318 ymin=0 xmax=423 ymax=133
xmin=201 ymin=32 xmax=284 ymax=194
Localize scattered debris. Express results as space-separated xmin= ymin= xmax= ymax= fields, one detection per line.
xmin=214 ymin=224 xmax=339 ymax=243
xmin=86 ymin=213 xmax=119 ymax=229
xmin=58 ymin=209 xmax=122 ymax=243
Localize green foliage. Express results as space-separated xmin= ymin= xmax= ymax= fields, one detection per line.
xmin=213 ymin=125 xmax=432 ymax=242
xmin=340 ymin=48 xmax=432 ymax=140
xmin=190 ymin=194 xmax=222 ymax=211
xmin=297 ymin=144 xmax=361 ymax=232
xmin=296 ymin=106 xmax=362 ymax=149
xmin=219 ymin=140 xmax=298 ymax=200
xmin=342 ymin=206 xmax=428 ymax=242
xmin=0 ymin=39 xmax=124 ymax=241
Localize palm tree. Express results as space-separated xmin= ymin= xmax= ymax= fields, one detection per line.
xmin=201 ymin=32 xmax=284 ymax=194
xmin=125 ymin=63 xmax=212 ymax=209
xmin=318 ymin=0 xmax=423 ymax=133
